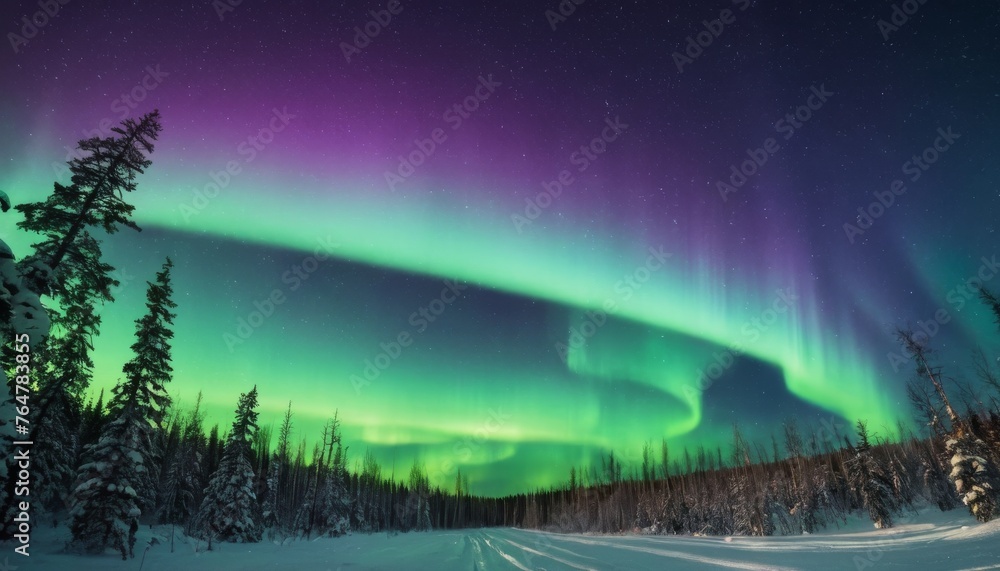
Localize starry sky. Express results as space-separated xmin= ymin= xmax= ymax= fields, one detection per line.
xmin=2 ymin=0 xmax=999 ymax=495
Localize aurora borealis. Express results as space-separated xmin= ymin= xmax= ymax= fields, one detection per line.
xmin=2 ymin=1 xmax=999 ymax=496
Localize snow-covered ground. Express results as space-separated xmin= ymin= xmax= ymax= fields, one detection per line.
xmin=12 ymin=507 xmax=1000 ymax=570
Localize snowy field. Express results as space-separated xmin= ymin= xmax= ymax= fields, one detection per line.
xmin=14 ymin=507 xmax=1000 ymax=570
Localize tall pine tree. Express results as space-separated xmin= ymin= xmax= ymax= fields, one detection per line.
xmin=16 ymin=110 xmax=162 ymax=296
xmin=117 ymin=257 xmax=176 ymax=511
xmin=846 ymin=421 xmax=897 ymax=529
xmin=194 ymin=386 xmax=263 ymax=545
xmin=67 ymin=258 xmax=176 ymax=557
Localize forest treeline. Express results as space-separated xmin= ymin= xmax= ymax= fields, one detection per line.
xmin=1 ymin=111 xmax=999 ymax=560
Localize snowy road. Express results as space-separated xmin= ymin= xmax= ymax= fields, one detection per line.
xmin=335 ymin=524 xmax=1000 ymax=571
xmin=25 ymin=510 xmax=1000 ymax=570
xmin=452 ymin=529 xmax=803 ymax=570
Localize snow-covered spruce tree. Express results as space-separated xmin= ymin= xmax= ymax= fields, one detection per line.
xmin=66 ymin=408 xmax=144 ymax=558
xmin=66 ymin=259 xmax=176 ymax=557
xmin=946 ymin=431 xmax=1000 ymax=523
xmin=194 ymin=386 xmax=263 ymax=545
xmin=846 ymin=421 xmax=897 ymax=528
xmin=118 ymin=257 xmax=176 ymax=512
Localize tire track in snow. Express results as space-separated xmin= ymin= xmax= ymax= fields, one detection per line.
xmin=485 ymin=532 xmax=599 ymax=571
xmin=482 ymin=536 xmax=534 ymax=570
xmin=528 ymin=532 xmax=802 ymax=570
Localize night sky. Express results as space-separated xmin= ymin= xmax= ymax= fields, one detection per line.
xmin=2 ymin=1 xmax=999 ymax=496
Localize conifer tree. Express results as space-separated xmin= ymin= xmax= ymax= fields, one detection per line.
xmin=66 ymin=406 xmax=143 ymax=558
xmin=846 ymin=421 xmax=896 ymax=528
xmin=11 ymin=110 xmax=162 ymax=351
xmin=194 ymin=386 xmax=263 ymax=544
xmin=320 ymin=439 xmax=352 ymax=536
xmin=67 ymin=259 xmax=176 ymax=557
xmin=120 ymin=258 xmax=176 ymax=427
xmin=115 ymin=258 xmax=176 ymax=512
xmin=16 ymin=110 xmax=162 ymax=296
xmin=946 ymin=433 xmax=999 ymax=522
